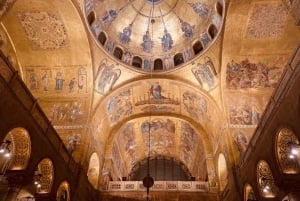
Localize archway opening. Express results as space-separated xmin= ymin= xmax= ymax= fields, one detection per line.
xmin=87 ymin=152 xmax=100 ymax=189
xmin=217 ymin=153 xmax=228 ymax=191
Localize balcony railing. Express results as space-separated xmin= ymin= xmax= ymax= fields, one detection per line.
xmin=106 ymin=181 xmax=209 ymax=192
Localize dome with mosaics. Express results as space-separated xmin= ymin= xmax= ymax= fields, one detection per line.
xmin=84 ymin=0 xmax=225 ymax=71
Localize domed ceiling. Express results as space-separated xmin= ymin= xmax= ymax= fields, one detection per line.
xmin=85 ymin=0 xmax=224 ymax=71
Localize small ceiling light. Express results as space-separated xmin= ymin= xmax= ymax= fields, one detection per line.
xmin=289 ymin=154 xmax=295 ymax=159
xmin=291 ymin=148 xmax=299 ymax=155
xmin=4 ymin=152 xmax=11 ymax=158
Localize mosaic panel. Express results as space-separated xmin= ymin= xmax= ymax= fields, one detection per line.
xmin=245 ymin=2 xmax=288 ymax=39
xmin=118 ymin=123 xmax=137 ymax=168
xmin=140 ymin=118 xmax=176 ymax=156
xmin=94 ymin=59 xmax=121 ymax=94
xmin=106 ymin=89 xmax=132 ymax=125
xmin=228 ymin=104 xmax=261 ymax=127
xmin=192 ymin=56 xmax=216 ymax=90
xmin=182 ymin=91 xmax=209 ymax=123
xmin=19 ymin=11 xmax=68 ymax=50
xmin=40 ymin=99 xmax=87 ymax=125
xmin=25 ymin=66 xmax=88 ymax=94
xmin=179 ymin=122 xmax=199 ymax=169
xmin=226 ymin=59 xmax=283 ymax=89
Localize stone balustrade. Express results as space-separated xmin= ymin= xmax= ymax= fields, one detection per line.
xmin=106 ymin=181 xmax=209 ymax=192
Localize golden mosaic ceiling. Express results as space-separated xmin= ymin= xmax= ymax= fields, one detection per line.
xmin=85 ymin=0 xmax=224 ymax=71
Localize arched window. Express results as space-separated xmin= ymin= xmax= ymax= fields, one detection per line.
xmin=244 ymin=184 xmax=257 ymax=201
xmin=276 ymin=127 xmax=300 ymax=174
xmin=57 ymin=181 xmax=70 ymax=201
xmin=257 ymin=160 xmax=277 ymax=198
xmin=132 ymin=56 xmax=142 ymax=68
xmin=113 ymin=46 xmax=123 ymax=60
xmin=218 ymin=153 xmax=228 ymax=191
xmin=87 ymin=11 xmax=96 ymax=26
xmin=216 ymin=1 xmax=223 ymax=16
xmin=208 ymin=24 xmax=218 ymax=39
xmin=153 ymin=59 xmax=163 ymax=70
xmin=0 ymin=127 xmax=31 ymax=173
xmin=35 ymin=158 xmax=54 ymax=194
xmin=193 ymin=41 xmax=203 ymax=55
xmin=98 ymin=32 xmax=107 ymax=46
xmin=87 ymin=152 xmax=100 ymax=189
xmin=174 ymin=53 xmax=184 ymax=67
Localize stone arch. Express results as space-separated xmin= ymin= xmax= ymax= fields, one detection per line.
xmin=257 ymin=160 xmax=277 ymax=198
xmin=56 ymin=181 xmax=70 ymax=201
xmin=244 ymin=183 xmax=256 ymax=201
xmin=154 ymin=58 xmax=163 ymax=70
xmin=217 ymin=153 xmax=228 ymax=191
xmin=98 ymin=31 xmax=107 ymax=46
xmin=132 ymin=56 xmax=142 ymax=68
xmin=192 ymin=40 xmax=203 ymax=55
xmin=1 ymin=127 xmax=31 ymax=172
xmin=35 ymin=158 xmax=54 ymax=194
xmin=87 ymin=11 xmax=96 ymax=26
xmin=87 ymin=152 xmax=100 ymax=189
xmin=275 ymin=127 xmax=300 ymax=174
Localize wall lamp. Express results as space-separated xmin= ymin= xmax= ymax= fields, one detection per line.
xmin=287 ymin=141 xmax=300 ymax=159
xmin=0 ymin=140 xmax=11 ymax=158
xmin=33 ymin=170 xmax=42 ymax=189
xmin=260 ymin=177 xmax=273 ymax=193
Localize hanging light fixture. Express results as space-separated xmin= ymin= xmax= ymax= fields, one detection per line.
xmin=142 ymin=119 xmax=154 ymax=201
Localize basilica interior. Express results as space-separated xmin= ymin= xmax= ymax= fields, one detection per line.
xmin=0 ymin=0 xmax=299 ymax=201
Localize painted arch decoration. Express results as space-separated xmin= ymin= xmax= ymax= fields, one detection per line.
xmin=4 ymin=127 xmax=31 ymax=171
xmin=276 ymin=127 xmax=300 ymax=174
xmin=111 ymin=117 xmax=208 ymax=179
xmin=95 ymin=78 xmax=223 ymax=154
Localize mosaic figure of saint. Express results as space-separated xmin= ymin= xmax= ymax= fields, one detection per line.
xmin=235 ymin=133 xmax=248 ymax=153
xmin=119 ymin=26 xmax=132 ymax=44
xmin=144 ymin=59 xmax=151 ymax=70
xmin=29 ymin=72 xmax=38 ymax=90
xmin=161 ymin=29 xmax=173 ymax=52
xmin=189 ymin=2 xmax=210 ymax=18
xmin=42 ymin=71 xmax=49 ymax=91
xmin=150 ymin=82 xmax=165 ymax=99
xmin=200 ymin=32 xmax=211 ymax=47
xmin=102 ymin=9 xmax=117 ymax=25
xmin=181 ymin=21 xmax=194 ymax=38
xmin=123 ymin=51 xmax=131 ymax=64
xmin=142 ymin=31 xmax=153 ymax=53
xmin=55 ymin=72 xmax=64 ymax=90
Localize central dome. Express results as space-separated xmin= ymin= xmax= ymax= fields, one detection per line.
xmin=84 ymin=0 xmax=225 ymax=71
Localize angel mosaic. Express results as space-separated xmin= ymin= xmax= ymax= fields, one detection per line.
xmin=192 ymin=56 xmax=216 ymax=90
xmin=94 ymin=59 xmax=121 ymax=94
